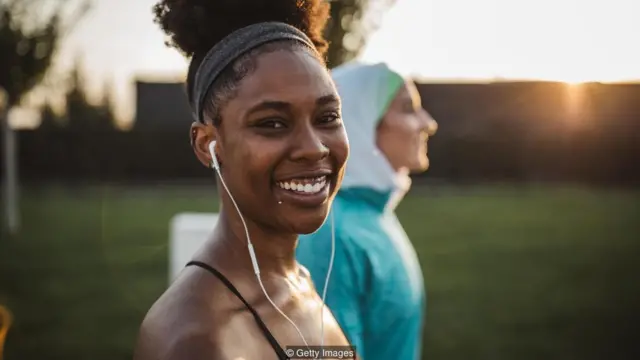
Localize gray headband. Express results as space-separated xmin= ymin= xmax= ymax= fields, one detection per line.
xmin=191 ymin=21 xmax=318 ymax=123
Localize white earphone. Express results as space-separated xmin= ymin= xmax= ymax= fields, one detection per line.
xmin=208 ymin=141 xmax=220 ymax=170
xmin=207 ymin=140 xmax=336 ymax=349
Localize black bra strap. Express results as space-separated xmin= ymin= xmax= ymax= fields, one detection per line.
xmin=185 ymin=260 xmax=290 ymax=360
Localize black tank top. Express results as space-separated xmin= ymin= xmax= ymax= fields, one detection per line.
xmin=185 ymin=261 xmax=290 ymax=360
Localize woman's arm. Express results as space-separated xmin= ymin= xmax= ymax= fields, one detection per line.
xmin=134 ymin=314 xmax=224 ymax=360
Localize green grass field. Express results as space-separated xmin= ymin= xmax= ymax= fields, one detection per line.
xmin=1 ymin=183 xmax=639 ymax=360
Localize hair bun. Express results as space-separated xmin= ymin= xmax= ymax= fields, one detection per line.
xmin=153 ymin=0 xmax=330 ymax=59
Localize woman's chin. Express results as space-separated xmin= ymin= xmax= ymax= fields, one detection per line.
xmin=409 ymin=156 xmax=430 ymax=173
xmin=285 ymin=209 xmax=331 ymax=235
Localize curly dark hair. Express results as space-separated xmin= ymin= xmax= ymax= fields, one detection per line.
xmin=152 ymin=0 xmax=331 ymax=125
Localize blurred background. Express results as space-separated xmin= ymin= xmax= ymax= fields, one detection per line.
xmin=1 ymin=0 xmax=639 ymax=359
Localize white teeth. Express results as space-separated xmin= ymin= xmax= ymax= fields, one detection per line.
xmin=276 ymin=176 xmax=328 ymax=195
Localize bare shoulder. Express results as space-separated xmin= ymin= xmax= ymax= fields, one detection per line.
xmin=133 ymin=274 xmax=232 ymax=360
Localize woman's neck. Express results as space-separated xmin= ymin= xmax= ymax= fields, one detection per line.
xmin=209 ymin=205 xmax=301 ymax=279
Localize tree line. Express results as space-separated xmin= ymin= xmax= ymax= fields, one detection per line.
xmin=7 ymin=78 xmax=640 ymax=187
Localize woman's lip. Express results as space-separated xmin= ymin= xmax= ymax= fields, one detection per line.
xmin=274 ymin=169 xmax=333 ymax=182
xmin=273 ymin=181 xmax=331 ymax=208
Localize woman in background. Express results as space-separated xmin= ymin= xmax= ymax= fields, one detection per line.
xmin=297 ymin=61 xmax=438 ymax=360
xmin=134 ymin=0 xmax=352 ymax=359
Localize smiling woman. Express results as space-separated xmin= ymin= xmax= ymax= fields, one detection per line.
xmin=132 ymin=0 xmax=353 ymax=360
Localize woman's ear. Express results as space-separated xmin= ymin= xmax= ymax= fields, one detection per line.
xmin=190 ymin=122 xmax=217 ymax=168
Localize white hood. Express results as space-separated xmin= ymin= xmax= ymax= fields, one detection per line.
xmin=332 ymin=61 xmax=411 ymax=207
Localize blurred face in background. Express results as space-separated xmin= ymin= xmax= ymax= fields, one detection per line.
xmin=376 ymin=80 xmax=438 ymax=173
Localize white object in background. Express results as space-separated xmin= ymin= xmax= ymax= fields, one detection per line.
xmin=169 ymin=212 xmax=219 ymax=284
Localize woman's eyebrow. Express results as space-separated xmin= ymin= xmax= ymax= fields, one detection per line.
xmin=246 ymin=100 xmax=291 ymax=116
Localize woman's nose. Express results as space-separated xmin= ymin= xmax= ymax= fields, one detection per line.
xmin=420 ymin=109 xmax=438 ymax=136
xmin=289 ymin=125 xmax=329 ymax=162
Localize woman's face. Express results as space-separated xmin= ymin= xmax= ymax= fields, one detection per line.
xmin=193 ymin=48 xmax=349 ymax=235
xmin=376 ymin=80 xmax=438 ymax=173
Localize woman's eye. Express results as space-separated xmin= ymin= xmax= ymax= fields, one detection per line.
xmin=259 ymin=119 xmax=286 ymax=129
xmin=319 ymin=113 xmax=341 ymax=125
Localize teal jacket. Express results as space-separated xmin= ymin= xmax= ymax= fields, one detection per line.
xmin=296 ymin=62 xmax=426 ymax=360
